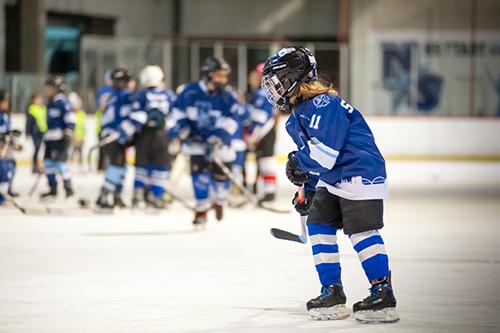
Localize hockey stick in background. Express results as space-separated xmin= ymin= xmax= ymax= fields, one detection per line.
xmin=212 ymin=154 xmax=290 ymax=214
xmin=28 ymin=172 xmax=43 ymax=197
xmin=87 ymin=132 xmax=120 ymax=171
xmin=270 ymin=187 xmax=308 ymax=244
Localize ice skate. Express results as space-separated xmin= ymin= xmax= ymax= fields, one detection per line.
xmin=193 ymin=211 xmax=208 ymax=230
xmin=40 ymin=186 xmax=57 ymax=201
xmin=212 ymin=203 xmax=224 ymax=222
xmin=353 ymin=276 xmax=399 ymax=324
xmin=307 ymin=284 xmax=349 ymax=320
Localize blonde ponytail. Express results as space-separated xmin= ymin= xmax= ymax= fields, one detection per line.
xmin=297 ymin=79 xmax=338 ymax=101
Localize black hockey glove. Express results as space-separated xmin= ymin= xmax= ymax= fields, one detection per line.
xmin=286 ymin=151 xmax=309 ymax=186
xmin=292 ymin=190 xmax=315 ymax=216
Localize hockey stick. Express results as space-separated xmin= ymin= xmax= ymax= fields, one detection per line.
xmin=87 ymin=132 xmax=120 ymax=171
xmin=166 ymin=190 xmax=196 ymax=211
xmin=270 ymin=188 xmax=308 ymax=244
xmin=28 ymin=172 xmax=42 ymax=197
xmin=212 ymin=154 xmax=290 ymax=214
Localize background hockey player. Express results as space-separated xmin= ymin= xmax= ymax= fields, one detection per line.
xmin=262 ymin=47 xmax=399 ymax=323
xmin=246 ymin=63 xmax=278 ymax=203
xmin=0 ymin=90 xmax=22 ymax=205
xmin=169 ymin=57 xmax=241 ymax=226
xmin=40 ymin=77 xmax=75 ymax=200
xmin=25 ymin=93 xmax=47 ymax=173
xmin=68 ymin=92 xmax=86 ymax=167
xmin=95 ymin=68 xmax=133 ymax=209
xmin=119 ymin=65 xmax=175 ymax=209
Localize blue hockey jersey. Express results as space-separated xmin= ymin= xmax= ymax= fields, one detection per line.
xmin=286 ymin=93 xmax=388 ymax=200
xmin=119 ymin=87 xmax=176 ymax=141
xmin=101 ymin=88 xmax=133 ymax=139
xmin=0 ymin=112 xmax=10 ymax=136
xmin=169 ymin=81 xmax=241 ymax=156
xmin=44 ymin=93 xmax=75 ymax=142
xmin=247 ymin=88 xmax=276 ymax=144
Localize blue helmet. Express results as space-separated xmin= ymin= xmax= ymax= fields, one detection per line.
xmin=261 ymin=47 xmax=317 ymax=110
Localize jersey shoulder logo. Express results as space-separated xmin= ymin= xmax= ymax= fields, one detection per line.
xmin=312 ymin=94 xmax=330 ymax=109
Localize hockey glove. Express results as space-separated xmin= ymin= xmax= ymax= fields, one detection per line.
xmin=286 ymin=151 xmax=309 ymax=186
xmin=292 ymin=190 xmax=315 ymax=216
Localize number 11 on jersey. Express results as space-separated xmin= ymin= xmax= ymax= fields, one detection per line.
xmin=310 ymin=114 xmax=321 ymax=129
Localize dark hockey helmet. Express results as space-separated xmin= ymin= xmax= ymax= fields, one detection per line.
xmin=200 ymin=57 xmax=231 ymax=81
xmin=45 ymin=75 xmax=67 ymax=93
xmin=111 ymin=68 xmax=132 ymax=83
xmin=261 ymin=46 xmax=317 ymax=109
xmin=0 ymin=89 xmax=9 ymax=101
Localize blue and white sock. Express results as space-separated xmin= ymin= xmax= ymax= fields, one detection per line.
xmin=308 ymin=223 xmax=342 ymax=286
xmin=349 ymin=230 xmax=389 ymax=283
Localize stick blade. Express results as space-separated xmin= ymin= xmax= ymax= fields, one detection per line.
xmin=270 ymin=228 xmax=307 ymax=244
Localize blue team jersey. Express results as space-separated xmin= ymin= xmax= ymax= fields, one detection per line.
xmin=0 ymin=112 xmax=10 ymax=136
xmin=101 ymin=89 xmax=133 ymax=137
xmin=286 ymin=93 xmax=387 ymax=200
xmin=118 ymin=87 xmax=175 ymax=142
xmin=170 ymin=81 xmax=241 ymax=152
xmin=248 ymin=88 xmax=275 ymax=130
xmin=44 ymin=93 xmax=75 ymax=142
xmin=96 ymin=85 xmax=114 ymax=109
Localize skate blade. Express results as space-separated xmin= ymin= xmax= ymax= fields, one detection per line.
xmin=309 ymin=305 xmax=350 ymax=321
xmin=355 ymin=307 xmax=400 ymax=324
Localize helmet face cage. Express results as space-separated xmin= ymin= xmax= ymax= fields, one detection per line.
xmin=261 ymin=72 xmax=287 ymax=109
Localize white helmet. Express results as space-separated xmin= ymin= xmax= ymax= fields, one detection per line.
xmin=68 ymin=91 xmax=83 ymax=110
xmin=139 ymin=65 xmax=164 ymax=88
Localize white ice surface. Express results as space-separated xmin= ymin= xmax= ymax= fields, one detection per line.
xmin=1 ymin=161 xmax=500 ymax=333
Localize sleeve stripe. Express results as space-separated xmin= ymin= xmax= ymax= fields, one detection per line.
xmin=307 ymin=137 xmax=339 ymax=169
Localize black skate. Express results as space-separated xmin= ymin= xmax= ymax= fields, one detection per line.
xmin=40 ymin=186 xmax=57 ymax=200
xmin=65 ymin=187 xmax=74 ymax=198
xmin=114 ymin=193 xmax=127 ymax=209
xmin=258 ymin=193 xmax=275 ymax=204
xmin=307 ymin=284 xmax=349 ymax=320
xmin=212 ymin=203 xmax=224 ymax=222
xmin=353 ymin=276 xmax=400 ymax=323
xmin=193 ymin=211 xmax=208 ymax=229
xmin=95 ymin=192 xmax=113 ymax=209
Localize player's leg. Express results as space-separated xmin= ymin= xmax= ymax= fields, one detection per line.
xmin=96 ymin=142 xmax=127 ymax=208
xmin=228 ymin=149 xmax=246 ymax=207
xmin=146 ymin=128 xmax=171 ymax=209
xmin=56 ymin=139 xmax=73 ymax=198
xmin=7 ymin=159 xmax=19 ymax=197
xmin=0 ymin=159 xmax=10 ymax=205
xmin=341 ymin=198 xmax=399 ymax=323
xmin=190 ymin=155 xmax=211 ymax=225
xmin=40 ymin=141 xmax=59 ymax=199
xmin=211 ymin=159 xmax=231 ymax=222
xmin=256 ymin=128 xmax=277 ymax=203
xmin=305 ymin=187 xmax=349 ymax=320
xmin=132 ymin=165 xmax=149 ymax=208
xmin=132 ymin=132 xmax=149 ymax=208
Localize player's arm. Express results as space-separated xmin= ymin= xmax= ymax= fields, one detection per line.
xmin=117 ymin=96 xmax=145 ymax=143
xmin=62 ymin=100 xmax=76 ymax=142
xmin=167 ymin=90 xmax=191 ymax=141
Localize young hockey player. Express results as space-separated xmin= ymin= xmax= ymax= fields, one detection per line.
xmin=262 ymin=47 xmax=399 ymax=323
xmin=95 ymin=68 xmax=133 ymax=209
xmin=40 ymin=77 xmax=75 ymax=199
xmin=0 ymin=90 xmax=22 ymax=205
xmin=246 ymin=63 xmax=278 ymax=203
xmin=169 ymin=57 xmax=242 ymax=226
xmin=119 ymin=65 xmax=175 ymax=209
